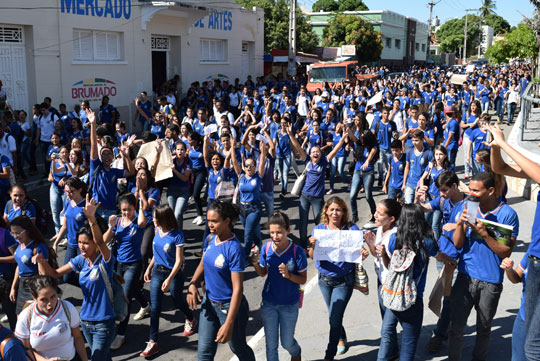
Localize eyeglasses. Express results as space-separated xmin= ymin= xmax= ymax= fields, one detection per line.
xmin=11 ymin=230 xmax=26 ymax=237
xmin=245 ymin=164 xmax=256 ymax=169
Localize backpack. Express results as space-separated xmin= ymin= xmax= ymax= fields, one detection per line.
xmin=7 ymin=199 xmax=50 ymax=237
xmin=214 ymin=168 xmax=235 ymax=202
xmin=380 ymin=247 xmax=422 ymax=312
xmin=98 ymin=262 xmax=129 ymax=321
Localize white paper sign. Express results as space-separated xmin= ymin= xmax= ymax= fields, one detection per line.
xmin=366 ymin=91 xmax=383 ymax=108
xmin=313 ymin=229 xmax=365 ymax=263
xmin=204 ymin=124 xmax=218 ymax=135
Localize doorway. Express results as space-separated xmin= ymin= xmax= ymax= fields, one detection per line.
xmin=152 ymin=51 xmax=167 ymax=93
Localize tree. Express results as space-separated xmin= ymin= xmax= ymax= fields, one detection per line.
xmin=485 ymin=23 xmax=538 ymax=62
xmin=235 ymin=0 xmax=319 ymax=53
xmin=484 ymin=14 xmax=510 ymax=34
xmin=322 ymin=14 xmax=382 ymax=62
xmin=479 ymin=0 xmax=497 ymax=17
xmin=437 ymin=15 xmax=482 ymax=55
xmin=312 ymin=0 xmax=368 ymax=12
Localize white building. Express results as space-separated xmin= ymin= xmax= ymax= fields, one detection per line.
xmin=0 ymin=0 xmax=264 ymax=125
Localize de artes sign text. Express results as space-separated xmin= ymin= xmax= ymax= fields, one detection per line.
xmin=72 ymin=78 xmax=117 ymax=102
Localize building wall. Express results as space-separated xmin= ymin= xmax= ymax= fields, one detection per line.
xmin=0 ymin=0 xmax=264 ymax=127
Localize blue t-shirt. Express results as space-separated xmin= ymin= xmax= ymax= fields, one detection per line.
xmin=261 ymin=155 xmax=276 ymax=193
xmin=443 ymin=118 xmax=460 ymax=150
xmin=355 ymin=147 xmax=375 ymax=172
xmin=188 ymin=146 xmax=205 ymax=170
xmin=387 ymin=234 xmax=438 ymax=298
xmin=458 ymin=202 xmax=519 ymax=284
xmin=529 ymin=193 xmax=540 ymax=258
xmin=14 ymin=241 xmax=49 ymax=277
xmin=259 ymin=240 xmax=308 ymax=305
xmin=208 ymin=167 xmax=235 ymax=200
xmin=50 ymin=160 xmax=69 ymax=190
xmin=89 ymin=157 xmax=125 ymax=210
xmin=0 ymin=229 xmax=17 ymax=274
xmin=4 ymin=201 xmax=36 ymax=222
xmin=63 ymin=199 xmax=86 ymax=247
xmin=372 ymin=120 xmax=397 ymax=150
xmin=464 ymin=114 xmax=478 ymax=137
xmin=169 ymin=158 xmax=191 ymax=189
xmin=470 ymin=128 xmax=489 ymax=159
xmin=302 ymin=156 xmax=329 ymax=198
xmin=389 ymin=154 xmax=406 ymax=189
xmin=69 ymin=254 xmax=116 ymax=321
xmin=203 ymin=235 xmax=245 ymax=303
xmin=150 ymin=122 xmax=165 ymax=139
xmin=276 ymin=132 xmax=292 ymax=157
xmin=46 ymin=145 xmax=61 ymax=161
xmin=130 ymin=187 xmax=160 ymax=224
xmin=332 ymin=134 xmax=346 ymax=158
xmin=406 ymin=148 xmax=433 ymax=187
xmin=405 ymin=118 xmax=419 ymax=148
xmin=427 ymin=164 xmax=455 ymax=196
xmin=100 ymin=104 xmax=116 ymax=124
xmin=0 ymin=156 xmax=10 ymax=188
xmin=238 ymin=173 xmax=262 ymax=203
xmin=115 ymin=216 xmax=144 ymax=263
xmin=0 ymin=326 xmax=27 ymax=360
xmin=307 ymin=130 xmax=324 ymax=150
xmin=153 ymin=228 xmax=184 ymax=269
xmin=313 ymin=223 xmax=360 ymax=277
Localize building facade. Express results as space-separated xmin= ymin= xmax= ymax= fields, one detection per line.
xmin=0 ymin=0 xmax=264 ymax=125
xmin=307 ymin=10 xmax=429 ymax=66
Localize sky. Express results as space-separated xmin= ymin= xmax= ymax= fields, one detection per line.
xmin=300 ymin=0 xmax=536 ymax=27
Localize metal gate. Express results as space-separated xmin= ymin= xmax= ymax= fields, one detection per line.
xmin=0 ymin=25 xmax=28 ymax=112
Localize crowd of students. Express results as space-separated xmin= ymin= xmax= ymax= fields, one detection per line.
xmin=0 ymin=61 xmax=537 ymax=361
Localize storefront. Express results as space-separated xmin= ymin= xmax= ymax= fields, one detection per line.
xmin=0 ymin=0 xmax=264 ymax=127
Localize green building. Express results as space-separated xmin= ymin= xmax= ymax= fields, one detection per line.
xmin=306 ymin=10 xmax=429 ymax=66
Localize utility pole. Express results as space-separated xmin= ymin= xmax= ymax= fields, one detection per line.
xmin=288 ymin=0 xmax=297 ymax=77
xmin=426 ymin=0 xmax=441 ymax=60
xmin=463 ymin=8 xmax=479 ymax=64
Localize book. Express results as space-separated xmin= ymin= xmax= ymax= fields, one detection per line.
xmin=478 ymin=219 xmax=514 ymax=246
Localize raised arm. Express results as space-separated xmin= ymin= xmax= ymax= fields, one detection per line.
xmin=287 ymin=124 xmax=306 ymax=160
xmin=84 ymin=194 xmax=111 ymax=261
xmin=326 ymin=133 xmax=347 ymax=162
xmin=88 ymin=109 xmax=98 ymax=159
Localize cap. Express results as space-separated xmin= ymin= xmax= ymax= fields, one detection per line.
xmin=321 ymin=91 xmax=329 ymax=98
xmin=443 ymin=106 xmax=454 ymax=114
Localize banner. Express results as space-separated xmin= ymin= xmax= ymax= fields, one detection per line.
xmin=313 ymin=229 xmax=365 ymax=263
xmin=137 ymin=140 xmax=173 ymax=182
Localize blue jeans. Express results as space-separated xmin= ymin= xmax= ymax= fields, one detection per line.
xmin=481 ymin=100 xmax=489 ymax=113
xmin=117 ymin=261 xmax=148 ymax=336
xmin=507 ymin=102 xmax=517 ymax=123
xmin=463 ymin=133 xmax=471 ymax=175
xmin=198 ymin=295 xmax=255 ymax=361
xmin=81 ymin=318 xmax=115 ymax=361
xmin=192 ymin=168 xmax=207 ymax=217
xmin=276 ymin=155 xmax=291 ymax=194
xmin=240 ymin=202 xmax=262 ymax=258
xmin=167 ymin=186 xmax=190 ymax=229
xmin=377 ymin=279 xmax=399 ymax=358
xmin=149 ymin=265 xmax=193 ymax=341
xmin=448 ymin=147 xmax=458 ymax=165
xmin=472 ymin=158 xmax=483 ymax=176
xmin=330 ymin=156 xmax=346 ymax=190
xmin=261 ymin=300 xmax=301 ymax=361
xmin=50 ymin=184 xmax=65 ymax=234
xmin=63 ymin=245 xmax=80 ymax=286
xmin=495 ymin=98 xmax=505 ymax=122
xmin=512 ymin=315 xmax=527 ymax=361
xmin=378 ymin=297 xmax=424 ymax=361
xmin=387 ymin=186 xmax=402 ymax=200
xmin=299 ymin=194 xmax=324 ymax=248
xmin=426 ymin=207 xmax=442 ymax=242
xmin=525 ymin=255 xmax=540 ymax=360
xmin=377 ymin=148 xmax=392 ymax=183
xmin=349 ymin=170 xmax=375 ymax=218
xmin=318 ymin=272 xmax=354 ymax=360
xmin=20 ymin=139 xmax=31 ymax=171
xmin=260 ymin=192 xmax=274 ymax=218
xmin=404 ymin=185 xmax=415 ymax=204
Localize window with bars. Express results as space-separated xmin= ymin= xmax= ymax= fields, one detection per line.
xmin=0 ymin=26 xmax=23 ymax=43
xmin=395 ymin=39 xmax=401 ymax=49
xmin=385 ymin=37 xmax=392 ymax=48
xmin=200 ymin=39 xmax=227 ymax=63
xmin=73 ymin=29 xmax=122 ymax=61
xmin=151 ymin=36 xmax=170 ymax=51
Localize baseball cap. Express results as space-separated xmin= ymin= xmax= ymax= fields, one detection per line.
xmin=321 ymin=91 xmax=329 ymax=98
xmin=443 ymin=106 xmax=454 ymax=114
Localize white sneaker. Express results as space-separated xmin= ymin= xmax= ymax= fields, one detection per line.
xmin=58 ymin=238 xmax=68 ymax=247
xmin=183 ymin=318 xmax=197 ymax=336
xmin=0 ymin=314 xmax=7 ymax=323
xmin=363 ymin=220 xmax=377 ymax=229
xmin=191 ymin=216 xmax=198 ymax=224
xmin=194 ymin=216 xmax=205 ymax=226
xmin=110 ymin=335 xmax=125 ymax=350
xmin=133 ymin=305 xmax=151 ymax=321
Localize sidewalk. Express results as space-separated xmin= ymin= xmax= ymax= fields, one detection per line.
xmin=249 ymin=188 xmax=535 ymax=360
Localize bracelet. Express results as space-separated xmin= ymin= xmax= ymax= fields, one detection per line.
xmin=89 ymin=220 xmax=98 ymax=228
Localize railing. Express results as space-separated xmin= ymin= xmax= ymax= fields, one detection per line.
xmin=520 ymin=82 xmax=540 ymax=142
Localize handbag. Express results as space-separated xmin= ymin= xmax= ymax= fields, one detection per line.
xmin=214 ymin=169 xmax=235 ymax=201
xmin=291 ymin=163 xmax=308 ymax=197
xmin=354 ymin=263 xmax=369 ymax=295
xmin=232 ymin=175 xmax=244 ymax=205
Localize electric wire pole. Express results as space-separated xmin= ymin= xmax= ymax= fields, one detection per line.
xmin=288 ymin=0 xmax=297 ymax=77
xmin=427 ymin=1 xmax=441 ymax=59
xmin=463 ymin=8 xmax=479 ymax=63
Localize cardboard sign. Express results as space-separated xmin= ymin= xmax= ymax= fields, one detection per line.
xmin=313 ymin=229 xmax=365 ymax=263
xmin=137 ymin=140 xmax=173 ymax=182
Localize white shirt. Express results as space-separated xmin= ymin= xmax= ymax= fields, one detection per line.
xmin=214 ymin=110 xmax=234 ymax=124
xmin=20 ymin=121 xmax=31 ymax=142
xmin=297 ymin=95 xmax=309 ymax=116
xmin=0 ymin=133 xmax=16 ymax=164
xmin=373 ymin=226 xmax=397 ymax=283
xmin=15 ymin=300 xmax=80 ymax=360
xmin=228 ymin=92 xmax=241 ymax=107
xmin=38 ymin=113 xmax=58 ymax=142
xmin=507 ymin=87 xmax=519 ymax=104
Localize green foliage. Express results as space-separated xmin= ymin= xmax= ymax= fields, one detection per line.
xmin=322 ymin=14 xmax=382 ymax=62
xmin=235 ymin=0 xmax=319 ymax=53
xmin=437 ymin=15 xmax=482 ymax=55
xmin=485 ymin=23 xmax=538 ymax=62
xmin=479 ymin=0 xmax=497 ymax=17
xmin=312 ymin=0 xmax=368 ymax=12
xmin=484 ymin=14 xmax=510 ymax=34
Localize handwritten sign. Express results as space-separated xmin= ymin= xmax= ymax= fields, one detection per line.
xmin=313 ymin=229 xmax=364 ymax=263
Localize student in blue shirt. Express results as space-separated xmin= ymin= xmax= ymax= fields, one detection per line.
xmin=48 ymin=146 xmax=70 ymax=234
xmin=0 ymin=324 xmax=28 ymax=360
xmin=377 ymin=204 xmax=456 ymax=361
xmin=402 ymin=129 xmax=433 ymax=204
xmin=3 ymin=184 xmax=36 ymax=226
xmin=372 ymin=107 xmax=397 ymax=187
xmin=288 ymin=123 xmax=346 ymax=249
xmin=276 ymin=118 xmax=293 ymax=198
xmin=134 ymin=92 xmax=153 ymax=132
xmin=442 ymin=106 xmax=460 ymax=164
xmin=103 ymin=193 xmax=149 ymax=350
xmin=0 ymin=218 xmax=18 ymax=330
xmin=99 ymin=96 xmax=116 ymax=124
xmin=460 ymin=100 xmax=481 ymax=178
xmin=308 ymin=196 xmax=369 ymax=360
xmin=35 ymin=195 xmax=116 ymax=361
xmin=466 ymin=114 xmax=490 ymax=176
xmin=187 ymin=201 xmax=256 ymax=361
xmin=150 ymin=112 xmax=166 ymax=139
xmin=0 ymin=155 xmax=12 ymax=213
xmin=167 ymin=141 xmax=192 ymax=230
xmin=383 ymin=139 xmax=406 ymax=200
xmin=449 ymin=171 xmax=519 ymax=361
xmin=139 ymin=205 xmax=195 ymax=357
xmin=328 ymin=122 xmax=348 ymax=194
xmin=187 ymin=131 xmax=207 ymax=226
xmin=251 ymin=212 xmax=307 ymax=361
xmin=9 ymin=216 xmax=50 ymax=314
xmin=301 ymin=120 xmax=325 ymax=154
xmin=88 ymin=108 xmax=135 ymax=220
